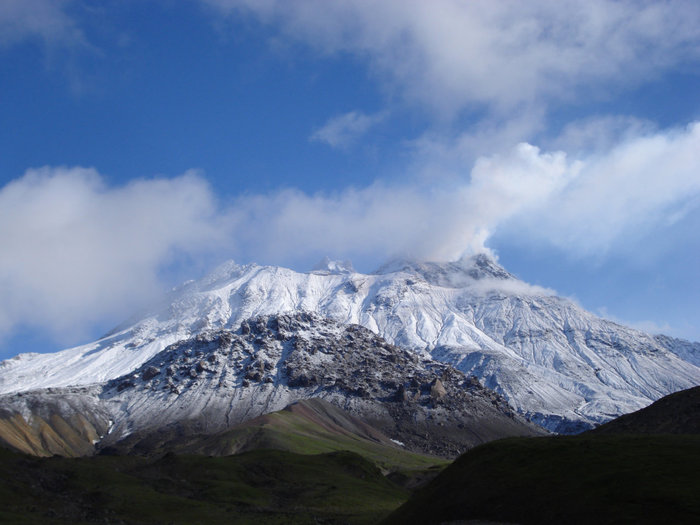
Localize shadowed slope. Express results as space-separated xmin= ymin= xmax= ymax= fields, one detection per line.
xmin=590 ymin=385 xmax=700 ymax=435
xmin=0 ymin=389 xmax=110 ymax=457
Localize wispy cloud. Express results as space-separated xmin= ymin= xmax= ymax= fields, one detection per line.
xmin=228 ymin=121 xmax=700 ymax=268
xmin=544 ymin=115 xmax=658 ymax=156
xmin=202 ymin=0 xmax=700 ymax=180
xmin=310 ymin=110 xmax=385 ymax=149
xmin=0 ymin=0 xmax=84 ymax=48
xmin=203 ymin=0 xmax=700 ymax=116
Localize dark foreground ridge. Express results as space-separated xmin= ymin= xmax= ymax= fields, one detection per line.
xmin=590 ymin=384 xmax=700 ymax=435
xmin=385 ymin=384 xmax=700 ymax=524
xmin=384 ymin=434 xmax=700 ymax=525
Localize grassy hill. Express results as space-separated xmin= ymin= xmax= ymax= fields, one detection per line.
xmin=6 ymin=387 xmax=698 ymax=524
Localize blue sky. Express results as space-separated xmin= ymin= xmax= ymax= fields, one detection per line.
xmin=1 ymin=0 xmax=700 ymax=359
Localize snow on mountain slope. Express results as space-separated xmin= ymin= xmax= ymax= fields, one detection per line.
xmin=1 ymin=254 xmax=698 ymax=432
xmin=0 ymin=313 xmax=542 ymax=457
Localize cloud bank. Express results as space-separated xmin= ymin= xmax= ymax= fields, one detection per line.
xmin=228 ymin=122 xmax=700 ymax=265
xmin=0 ymin=167 xmax=227 ymax=343
xmin=2 ymin=122 xmax=700 ymax=344
xmin=520 ymin=122 xmax=700 ymax=254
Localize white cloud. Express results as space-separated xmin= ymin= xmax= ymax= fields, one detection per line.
xmin=0 ymin=167 xmax=228 ymax=343
xmin=3 ymin=124 xmax=699 ymax=347
xmin=219 ymin=147 xmax=565 ymax=265
xmin=0 ymin=0 xmax=83 ymax=48
xmin=509 ymin=122 xmax=700 ymax=255
xmin=202 ymin=0 xmax=700 ymax=116
xmin=310 ymin=110 xmax=385 ymax=149
xmin=469 ymin=278 xmax=557 ymax=298
xmin=227 ymin=183 xmax=465 ymax=264
xmin=224 ymin=121 xmax=700 ymax=268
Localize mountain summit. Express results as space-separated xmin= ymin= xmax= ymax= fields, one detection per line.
xmin=374 ymin=253 xmax=514 ymax=283
xmin=1 ymin=254 xmax=698 ymax=433
xmin=311 ymin=256 xmax=355 ymax=275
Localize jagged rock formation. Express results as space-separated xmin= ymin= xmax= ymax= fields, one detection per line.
xmin=0 ymin=313 xmax=543 ymax=457
xmin=1 ymin=254 xmax=699 ymax=432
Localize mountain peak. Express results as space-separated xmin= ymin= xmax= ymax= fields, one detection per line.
xmin=311 ymin=257 xmax=355 ymax=275
xmin=373 ymin=253 xmax=514 ymax=287
xmin=463 ymin=253 xmax=514 ymax=280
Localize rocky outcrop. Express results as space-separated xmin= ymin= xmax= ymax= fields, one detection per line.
xmin=99 ymin=312 xmax=544 ymax=457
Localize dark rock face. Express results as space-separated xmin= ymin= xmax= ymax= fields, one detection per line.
xmin=142 ymin=366 xmax=160 ymax=380
xmin=102 ymin=312 xmax=544 ymax=458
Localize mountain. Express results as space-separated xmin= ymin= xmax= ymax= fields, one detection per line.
xmin=1 ymin=254 xmax=698 ymax=432
xmin=0 ymin=313 xmax=542 ymax=457
xmin=0 ymin=389 xmax=109 ymax=457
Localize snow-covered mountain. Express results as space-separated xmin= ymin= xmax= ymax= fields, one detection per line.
xmin=0 ymin=313 xmax=542 ymax=456
xmin=1 ymin=254 xmax=699 ymax=432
